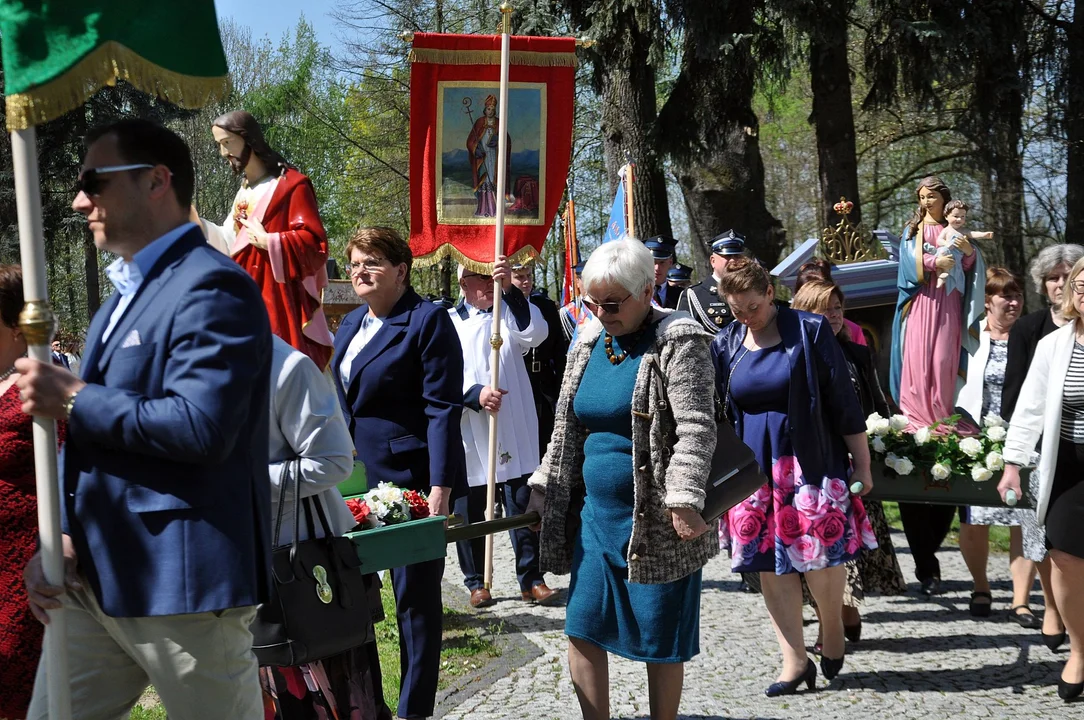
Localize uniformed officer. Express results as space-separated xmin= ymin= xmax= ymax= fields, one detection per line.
xmin=667 ymin=263 xmax=694 ymax=291
xmin=677 ymin=229 xmax=747 ymax=332
xmin=643 ymin=235 xmax=680 ymax=308
xmin=558 ymin=260 xmax=594 ymax=344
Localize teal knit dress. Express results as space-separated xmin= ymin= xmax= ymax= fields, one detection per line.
xmin=564 ymin=324 xmax=702 ymax=663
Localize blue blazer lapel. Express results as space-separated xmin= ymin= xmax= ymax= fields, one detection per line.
xmin=778 ymin=307 xmax=805 ymax=374
xmin=96 ymin=229 xmax=201 ymax=372
xmin=344 ymin=290 xmax=420 ymax=403
xmin=332 ymin=310 xmax=363 ymax=412
xmin=81 ymin=293 xmax=120 ymax=381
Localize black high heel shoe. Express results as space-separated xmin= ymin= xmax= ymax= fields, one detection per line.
xmin=1044 ymin=631 xmax=1067 ymax=651
xmin=1059 ymin=677 xmax=1084 ymax=701
xmin=765 ymin=659 xmax=817 ymax=697
xmin=821 ymin=653 xmax=845 ymax=681
xmin=844 ymin=621 xmax=862 ymax=642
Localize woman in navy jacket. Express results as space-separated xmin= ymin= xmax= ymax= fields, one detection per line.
xmin=711 ymin=258 xmax=876 ymax=697
xmin=332 ymin=227 xmax=467 ymax=720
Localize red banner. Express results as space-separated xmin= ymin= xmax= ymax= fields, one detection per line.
xmin=408 ymin=32 xmax=576 ymax=272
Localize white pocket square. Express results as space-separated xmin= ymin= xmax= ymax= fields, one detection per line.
xmin=121 ymin=329 xmax=141 ymax=348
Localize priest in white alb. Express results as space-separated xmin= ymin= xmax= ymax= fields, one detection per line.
xmin=449 ymin=256 xmax=560 ymax=608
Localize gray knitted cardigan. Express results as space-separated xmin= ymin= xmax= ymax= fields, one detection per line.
xmin=527 ymin=308 xmax=719 ymax=584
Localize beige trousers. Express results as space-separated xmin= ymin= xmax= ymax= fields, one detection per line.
xmin=26 ymin=584 xmax=262 ymax=720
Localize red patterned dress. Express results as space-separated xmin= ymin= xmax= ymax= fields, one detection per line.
xmin=0 ymin=383 xmax=64 ymax=720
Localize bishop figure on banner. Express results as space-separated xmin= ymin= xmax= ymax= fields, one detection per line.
xmin=196 ymin=111 xmax=334 ymax=369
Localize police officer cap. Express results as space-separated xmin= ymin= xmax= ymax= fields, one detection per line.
xmin=643 ymin=235 xmax=677 ymax=260
xmin=667 ymin=264 xmax=692 ymax=282
xmin=510 ymin=258 xmax=535 ymax=271
xmin=711 ymin=230 xmax=746 ymax=256
xmin=574 ymin=260 xmax=586 ymax=275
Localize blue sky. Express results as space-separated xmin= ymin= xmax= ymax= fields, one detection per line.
xmin=215 ymin=0 xmax=342 ymax=48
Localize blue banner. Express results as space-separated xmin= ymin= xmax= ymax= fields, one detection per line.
xmin=602 ymin=174 xmax=627 ymax=243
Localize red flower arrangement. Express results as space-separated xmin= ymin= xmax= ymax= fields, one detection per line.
xmin=345 ymin=483 xmax=430 ymax=530
xmin=403 ymin=490 xmax=430 ymax=519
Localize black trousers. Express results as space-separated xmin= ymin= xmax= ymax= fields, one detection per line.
xmin=453 ymin=473 xmax=543 ymax=592
xmin=898 ymin=502 xmax=957 ymax=582
xmin=364 ymin=558 xmax=445 ymax=719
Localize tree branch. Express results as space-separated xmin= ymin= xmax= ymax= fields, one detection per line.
xmin=1021 ymin=0 xmax=1071 ymax=31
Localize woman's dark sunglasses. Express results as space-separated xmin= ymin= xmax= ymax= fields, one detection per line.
xmin=583 ymin=294 xmax=632 ymax=315
xmin=75 ymin=164 xmax=156 ymax=196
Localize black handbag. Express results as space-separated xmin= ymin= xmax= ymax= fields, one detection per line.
xmin=646 ymin=356 xmax=768 ymax=524
xmin=251 ymin=458 xmax=374 ymax=667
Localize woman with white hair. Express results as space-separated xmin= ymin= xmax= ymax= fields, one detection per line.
xmin=526 ymin=238 xmax=717 ymax=720
xmin=999 ymin=243 xmax=1083 ymax=649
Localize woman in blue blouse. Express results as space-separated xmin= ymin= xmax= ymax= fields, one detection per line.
xmin=711 ymin=258 xmax=876 ymax=696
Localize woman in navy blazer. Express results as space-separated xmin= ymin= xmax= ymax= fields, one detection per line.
xmin=332 ymin=227 xmax=466 ymax=720
xmin=711 ymin=258 xmax=875 ymax=697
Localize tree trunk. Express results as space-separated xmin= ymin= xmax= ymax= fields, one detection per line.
xmin=656 ymin=3 xmax=785 ymax=267
xmin=1065 ymin=3 xmax=1084 ymax=245
xmin=597 ymin=17 xmax=672 ymax=240
xmin=809 ymin=10 xmax=862 ymax=227
xmin=963 ymin=1 xmax=1026 ymax=278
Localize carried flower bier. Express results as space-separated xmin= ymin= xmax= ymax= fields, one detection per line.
xmin=864 ymin=412 xmax=1030 ymax=508
xmin=343 ymin=482 xmax=446 ymax=572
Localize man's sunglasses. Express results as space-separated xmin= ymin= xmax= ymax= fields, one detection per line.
xmin=582 ymin=294 xmax=632 ymax=315
xmin=75 ymin=164 xmax=156 ymax=196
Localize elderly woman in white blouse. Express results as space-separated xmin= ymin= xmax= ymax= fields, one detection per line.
xmin=999 ymin=256 xmax=1084 ymax=702
xmin=259 ymin=335 xmax=383 ymax=719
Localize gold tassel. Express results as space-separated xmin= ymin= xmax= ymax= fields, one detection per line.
xmin=6 ymin=40 xmax=231 ymax=131
xmin=413 ymin=242 xmax=540 ymax=274
xmin=409 ymin=47 xmax=578 ymax=68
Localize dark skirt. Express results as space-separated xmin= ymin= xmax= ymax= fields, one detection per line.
xmin=1047 ymin=440 xmax=1084 ymax=558
xmin=259 ymin=643 xmax=384 ymax=720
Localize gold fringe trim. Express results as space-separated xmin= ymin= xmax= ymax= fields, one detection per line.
xmin=6 ymin=40 xmax=231 ymax=131
xmin=413 ymin=242 xmax=539 ymax=274
xmin=409 ymin=47 xmax=578 ymax=68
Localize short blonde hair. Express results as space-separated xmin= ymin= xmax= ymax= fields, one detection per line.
xmin=1062 ymin=256 xmax=1084 ymax=320
xmin=791 ymin=280 xmax=849 ymax=341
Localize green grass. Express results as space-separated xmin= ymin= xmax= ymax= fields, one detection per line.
xmin=375 ymin=576 xmax=501 ymax=709
xmin=129 ymin=703 xmax=167 ymax=720
xmin=881 ymin=501 xmax=1011 ymax=553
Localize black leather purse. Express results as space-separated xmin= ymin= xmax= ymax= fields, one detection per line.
xmin=646 ymin=356 xmax=768 ymax=523
xmin=251 ymin=458 xmax=374 ymax=667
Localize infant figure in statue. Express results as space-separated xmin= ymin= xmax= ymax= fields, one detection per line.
xmin=935 ymin=200 xmax=994 ymax=291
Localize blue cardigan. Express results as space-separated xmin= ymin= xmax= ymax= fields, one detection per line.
xmin=710 ymin=307 xmax=865 ymax=486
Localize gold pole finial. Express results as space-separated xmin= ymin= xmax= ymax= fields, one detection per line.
xmin=576 ymin=37 xmax=595 ymax=48
xmin=18 ymin=300 xmax=56 ymax=347
xmin=399 ymin=30 xmax=415 ymax=43
xmin=499 ymin=3 xmax=513 ymax=34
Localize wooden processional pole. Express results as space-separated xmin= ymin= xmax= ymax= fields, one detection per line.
xmin=484 ymin=2 xmax=514 ymax=589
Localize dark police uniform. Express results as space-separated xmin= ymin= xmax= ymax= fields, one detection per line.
xmin=677 ymin=229 xmax=746 ymax=333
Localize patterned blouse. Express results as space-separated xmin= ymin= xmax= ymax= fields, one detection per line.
xmin=981 ymin=339 xmax=1008 ymax=419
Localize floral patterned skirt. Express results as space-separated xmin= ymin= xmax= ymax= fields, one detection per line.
xmin=720 ymin=455 xmax=878 ymax=575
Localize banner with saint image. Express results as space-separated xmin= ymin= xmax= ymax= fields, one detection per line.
xmin=409 ymin=32 xmax=576 ymax=271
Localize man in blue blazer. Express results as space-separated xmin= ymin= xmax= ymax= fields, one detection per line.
xmin=333 ymin=227 xmax=467 ymax=719
xmin=19 ymin=119 xmax=271 ymax=719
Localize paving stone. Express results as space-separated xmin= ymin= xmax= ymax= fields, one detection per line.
xmin=439 ymin=527 xmax=1069 ymax=719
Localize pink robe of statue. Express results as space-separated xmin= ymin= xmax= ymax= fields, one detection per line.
xmin=898 ymin=222 xmax=978 ymax=434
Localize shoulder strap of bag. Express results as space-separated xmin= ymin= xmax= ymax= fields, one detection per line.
xmin=273 ymin=461 xmax=291 ymax=547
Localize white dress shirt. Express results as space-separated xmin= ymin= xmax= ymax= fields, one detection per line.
xmin=102 ymin=222 xmax=196 ymax=342
xmin=339 ymin=313 xmax=384 ymax=389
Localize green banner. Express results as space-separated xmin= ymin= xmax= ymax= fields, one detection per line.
xmin=0 ymin=0 xmax=230 ymax=130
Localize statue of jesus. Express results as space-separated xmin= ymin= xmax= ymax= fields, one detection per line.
xmin=195 ymin=110 xmax=334 ymax=370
